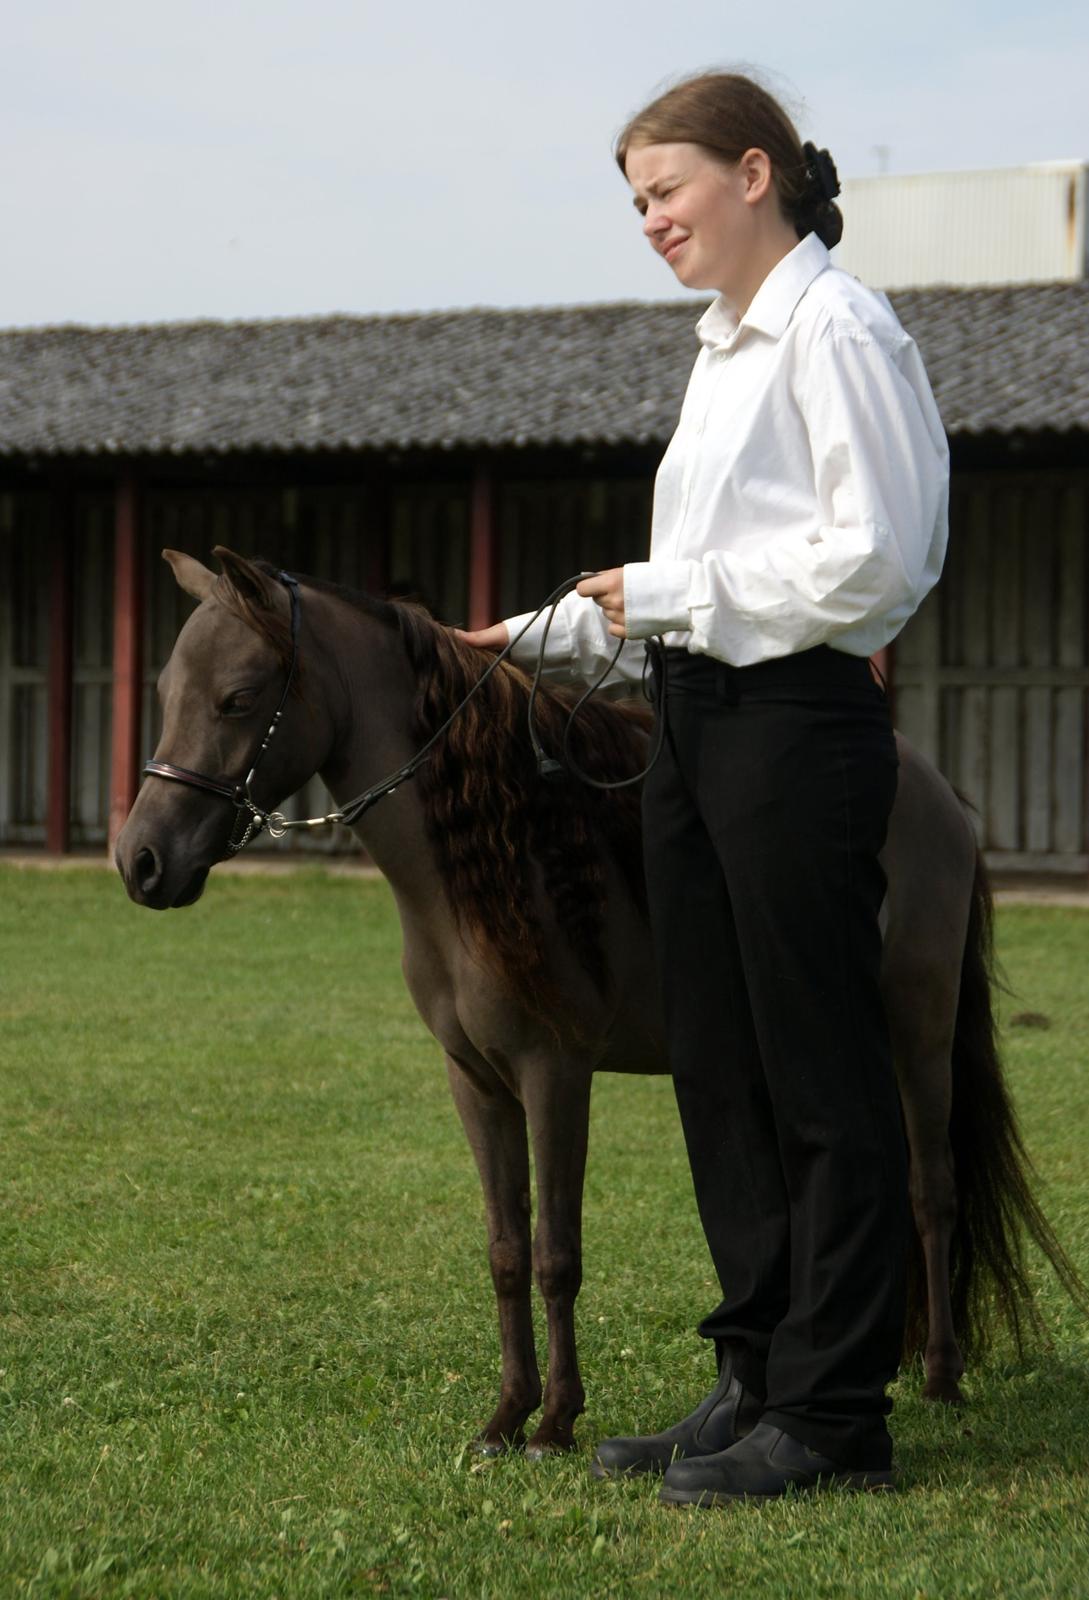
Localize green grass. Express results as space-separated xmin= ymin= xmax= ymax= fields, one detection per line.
xmin=1 ymin=864 xmax=1087 ymax=1598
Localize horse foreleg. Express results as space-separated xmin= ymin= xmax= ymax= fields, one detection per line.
xmin=522 ymin=1069 xmax=591 ymax=1458
xmin=446 ymin=1054 xmax=542 ymax=1453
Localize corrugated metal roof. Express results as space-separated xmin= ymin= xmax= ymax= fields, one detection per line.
xmin=1 ymin=283 xmax=1087 ymax=457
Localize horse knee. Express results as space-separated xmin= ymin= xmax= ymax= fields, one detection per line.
xmin=534 ymin=1243 xmax=582 ymax=1305
xmin=489 ymin=1238 xmax=531 ymax=1300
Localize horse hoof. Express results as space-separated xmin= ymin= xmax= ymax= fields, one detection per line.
xmin=922 ymin=1377 xmax=966 ymax=1405
xmin=472 ymin=1433 xmax=524 ymax=1458
xmin=524 ymin=1436 xmax=577 ymax=1461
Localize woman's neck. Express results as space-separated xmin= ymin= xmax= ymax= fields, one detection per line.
xmin=720 ymin=224 xmax=802 ymax=318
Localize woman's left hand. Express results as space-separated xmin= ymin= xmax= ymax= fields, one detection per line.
xmin=577 ymin=567 xmax=628 ymax=638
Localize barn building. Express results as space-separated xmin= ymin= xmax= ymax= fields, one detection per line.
xmin=1 ymin=282 xmax=1087 ymax=871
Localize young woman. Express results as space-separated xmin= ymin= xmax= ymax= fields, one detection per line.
xmin=461 ymin=70 xmax=949 ymax=1504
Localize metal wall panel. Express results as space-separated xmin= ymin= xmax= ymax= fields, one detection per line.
xmin=895 ymin=471 xmax=1089 ymax=870
xmin=497 ymin=476 xmax=652 ymax=619
xmin=388 ymin=484 xmax=467 ymax=622
xmin=834 ymin=163 xmax=1088 ymax=289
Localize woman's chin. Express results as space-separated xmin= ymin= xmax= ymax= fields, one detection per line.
xmin=669 ymin=258 xmax=715 ymax=293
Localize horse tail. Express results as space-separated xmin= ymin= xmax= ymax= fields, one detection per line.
xmin=943 ymin=848 xmax=1087 ymax=1358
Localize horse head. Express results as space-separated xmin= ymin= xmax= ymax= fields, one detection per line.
xmin=115 ymin=547 xmax=335 ymax=909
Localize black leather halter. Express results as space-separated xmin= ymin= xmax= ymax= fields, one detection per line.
xmin=143 ymin=572 xmax=302 ymax=853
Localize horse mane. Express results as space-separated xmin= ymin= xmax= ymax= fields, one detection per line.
xmin=219 ymin=563 xmax=650 ymax=1024
xmin=395 ymin=604 xmax=650 ymax=1020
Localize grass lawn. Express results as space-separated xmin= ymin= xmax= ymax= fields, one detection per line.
xmin=1 ymin=862 xmax=1087 ymax=1598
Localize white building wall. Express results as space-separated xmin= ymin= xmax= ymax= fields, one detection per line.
xmin=832 ymin=162 xmax=1088 ymax=289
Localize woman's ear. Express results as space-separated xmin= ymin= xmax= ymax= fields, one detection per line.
xmin=738 ymin=147 xmax=774 ymax=204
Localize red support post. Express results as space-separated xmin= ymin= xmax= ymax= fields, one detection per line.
xmin=467 ymin=460 xmax=499 ymax=631
xmin=47 ymin=506 xmax=74 ymax=854
xmin=108 ymin=473 xmax=143 ymax=855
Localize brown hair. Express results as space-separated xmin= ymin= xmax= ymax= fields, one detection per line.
xmin=615 ymin=71 xmax=843 ymax=249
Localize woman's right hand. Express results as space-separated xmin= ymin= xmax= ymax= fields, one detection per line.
xmin=455 ymin=622 xmax=510 ymax=652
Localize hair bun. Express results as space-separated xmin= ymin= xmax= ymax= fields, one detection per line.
xmin=802 ymin=141 xmax=840 ymax=203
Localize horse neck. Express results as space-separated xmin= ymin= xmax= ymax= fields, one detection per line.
xmin=306 ymin=587 xmax=447 ymax=907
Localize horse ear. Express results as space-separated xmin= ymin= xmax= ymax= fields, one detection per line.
xmin=214 ymin=546 xmax=276 ymax=611
xmin=163 ymin=549 xmax=216 ymax=601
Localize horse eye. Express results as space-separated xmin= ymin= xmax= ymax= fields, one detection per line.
xmin=221 ymin=690 xmax=257 ymax=717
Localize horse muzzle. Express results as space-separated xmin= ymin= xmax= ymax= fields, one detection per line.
xmin=114 ymin=784 xmax=224 ymax=910
xmin=115 ymin=831 xmax=211 ymax=909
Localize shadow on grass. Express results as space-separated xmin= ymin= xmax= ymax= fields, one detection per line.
xmin=896 ymin=1353 xmax=1089 ymax=1491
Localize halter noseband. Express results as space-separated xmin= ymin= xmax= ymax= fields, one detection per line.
xmin=143 ymin=572 xmax=303 ymax=853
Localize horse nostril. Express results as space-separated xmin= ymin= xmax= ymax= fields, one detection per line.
xmin=135 ymin=846 xmax=162 ymax=894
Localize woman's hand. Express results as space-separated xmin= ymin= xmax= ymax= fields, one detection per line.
xmin=455 ymin=622 xmax=510 ymax=652
xmin=456 ymin=566 xmax=627 ymax=652
xmin=578 ymin=567 xmax=628 ymax=638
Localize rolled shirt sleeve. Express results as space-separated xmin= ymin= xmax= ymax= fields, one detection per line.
xmin=505 ymin=591 xmax=650 ymax=688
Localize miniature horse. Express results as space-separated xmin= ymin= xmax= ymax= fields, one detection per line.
xmin=116 ymin=548 xmax=1080 ymax=1458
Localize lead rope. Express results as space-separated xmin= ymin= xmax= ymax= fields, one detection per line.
xmin=526 ymin=605 xmax=667 ymax=790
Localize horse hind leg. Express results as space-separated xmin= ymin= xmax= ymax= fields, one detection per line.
xmin=908 ymin=1121 xmax=967 ymax=1404
xmin=894 ymin=1005 xmax=967 ymax=1405
xmin=445 ymin=1054 xmax=542 ymax=1453
xmin=522 ymin=1067 xmax=592 ymax=1459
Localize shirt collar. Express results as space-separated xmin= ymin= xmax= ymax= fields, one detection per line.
xmin=696 ymin=232 xmax=830 ymax=350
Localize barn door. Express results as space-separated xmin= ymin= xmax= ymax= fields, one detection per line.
xmin=0 ymin=494 xmax=50 ymax=846
xmin=70 ymin=497 xmax=115 ymax=847
xmin=894 ymin=471 xmax=1089 ymax=873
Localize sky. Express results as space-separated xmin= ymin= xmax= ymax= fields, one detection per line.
xmin=5 ymin=0 xmax=1088 ymax=327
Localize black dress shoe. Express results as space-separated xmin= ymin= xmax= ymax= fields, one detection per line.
xmin=590 ymin=1364 xmax=762 ymax=1479
xmin=659 ymin=1421 xmax=897 ymax=1505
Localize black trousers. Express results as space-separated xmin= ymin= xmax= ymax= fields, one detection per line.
xmin=641 ymin=644 xmax=907 ymax=1467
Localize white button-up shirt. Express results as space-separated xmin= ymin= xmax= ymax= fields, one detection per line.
xmin=506 ymin=232 xmax=949 ymax=681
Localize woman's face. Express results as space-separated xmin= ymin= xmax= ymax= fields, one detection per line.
xmin=625 ymin=141 xmax=766 ymax=298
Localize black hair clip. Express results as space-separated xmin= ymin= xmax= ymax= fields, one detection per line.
xmin=802 ymin=141 xmax=841 ymax=203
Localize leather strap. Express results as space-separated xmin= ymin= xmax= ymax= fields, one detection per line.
xmin=143 ymin=760 xmax=238 ymax=801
